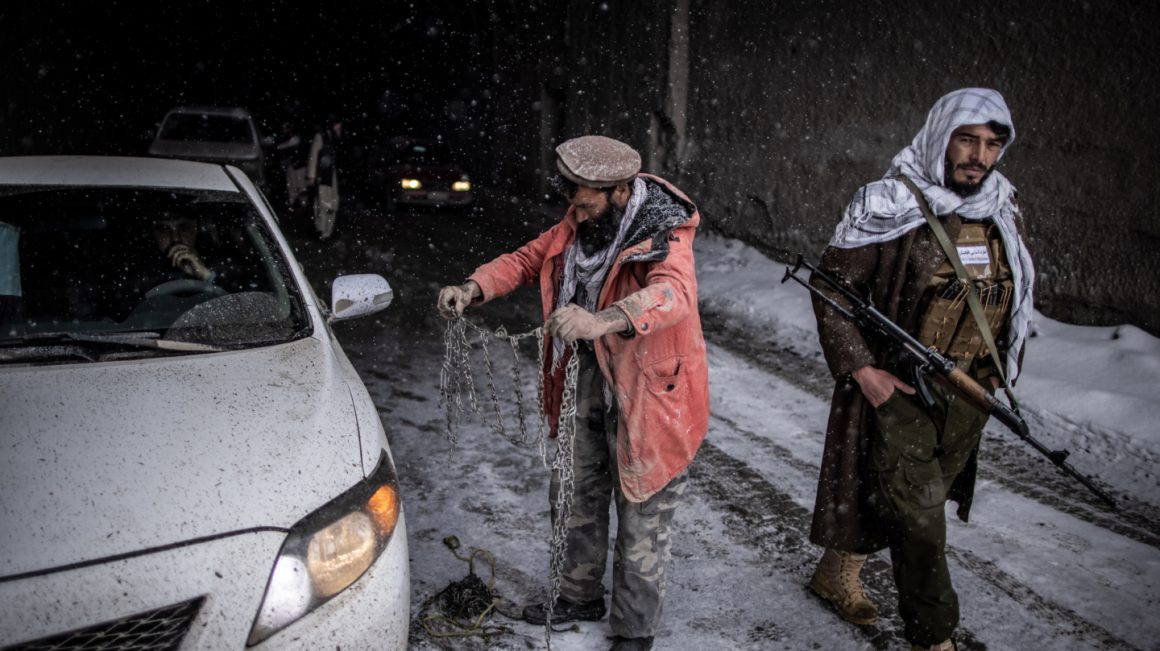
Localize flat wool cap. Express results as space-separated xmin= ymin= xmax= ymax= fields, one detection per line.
xmin=555 ymin=135 xmax=641 ymax=187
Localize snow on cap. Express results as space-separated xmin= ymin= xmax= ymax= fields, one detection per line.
xmin=555 ymin=135 xmax=641 ymax=188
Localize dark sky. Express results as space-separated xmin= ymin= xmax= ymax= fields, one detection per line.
xmin=2 ymin=2 xmax=551 ymax=158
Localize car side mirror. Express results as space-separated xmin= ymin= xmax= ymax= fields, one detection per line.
xmin=330 ymin=274 xmax=393 ymax=322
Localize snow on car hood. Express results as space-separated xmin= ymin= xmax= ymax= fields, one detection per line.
xmin=0 ymin=336 xmax=368 ymax=577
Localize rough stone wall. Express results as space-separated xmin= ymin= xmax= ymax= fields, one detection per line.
xmin=555 ymin=2 xmax=671 ymax=159
xmin=556 ymin=0 xmax=1160 ymax=334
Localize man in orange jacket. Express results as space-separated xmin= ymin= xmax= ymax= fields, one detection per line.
xmin=437 ymin=135 xmax=709 ymax=651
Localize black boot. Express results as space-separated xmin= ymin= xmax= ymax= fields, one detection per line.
xmin=610 ymin=635 xmax=654 ymax=650
xmin=521 ymin=597 xmax=606 ymax=625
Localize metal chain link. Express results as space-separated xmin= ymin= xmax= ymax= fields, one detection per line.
xmin=440 ymin=318 xmax=550 ymax=452
xmin=438 ymin=316 xmax=580 ymax=649
xmin=438 ymin=319 xmax=473 ymax=446
xmin=544 ymin=349 xmax=579 ymax=649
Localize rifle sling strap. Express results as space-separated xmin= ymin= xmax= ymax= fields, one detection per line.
xmin=897 ymin=176 xmax=1020 ymax=410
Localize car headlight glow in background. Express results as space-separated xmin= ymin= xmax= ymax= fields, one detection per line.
xmin=247 ymin=453 xmax=401 ymax=646
xmin=400 ymin=178 xmax=422 ymax=190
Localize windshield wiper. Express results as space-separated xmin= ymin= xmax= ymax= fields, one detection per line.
xmin=0 ymin=344 xmax=99 ymax=363
xmin=0 ymin=331 xmax=225 ymax=361
xmin=61 ymin=331 xmax=225 ymax=352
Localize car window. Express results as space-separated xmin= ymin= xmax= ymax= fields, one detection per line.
xmin=0 ymin=187 xmax=310 ymax=354
xmin=159 ymin=113 xmax=254 ymax=144
xmin=395 ymin=143 xmax=452 ymax=165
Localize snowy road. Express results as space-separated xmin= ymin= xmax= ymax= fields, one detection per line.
xmin=289 ymin=197 xmax=1159 ymax=650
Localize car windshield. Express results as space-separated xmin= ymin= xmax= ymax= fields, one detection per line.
xmin=159 ymin=113 xmax=253 ymax=144
xmin=0 ymin=187 xmax=310 ymax=359
xmin=394 ymin=142 xmax=452 ymax=165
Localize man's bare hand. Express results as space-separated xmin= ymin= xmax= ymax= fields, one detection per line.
xmin=545 ymin=305 xmax=629 ymax=344
xmin=437 ymin=281 xmax=481 ymax=320
xmin=167 ymin=244 xmax=211 ymax=281
xmin=852 ymin=365 xmax=915 ymax=408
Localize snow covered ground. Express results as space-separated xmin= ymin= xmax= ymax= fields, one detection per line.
xmin=334 ymin=223 xmax=1160 ymax=651
xmin=691 ymin=232 xmax=1160 ymax=650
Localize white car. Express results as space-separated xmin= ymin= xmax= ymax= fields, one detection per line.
xmin=0 ymin=156 xmax=409 ymax=649
xmin=148 ymin=107 xmax=267 ymax=188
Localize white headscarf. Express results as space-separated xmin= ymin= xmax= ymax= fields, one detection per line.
xmin=829 ymin=88 xmax=1036 ymax=381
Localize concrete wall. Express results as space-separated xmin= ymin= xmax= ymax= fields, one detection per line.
xmin=551 ymin=0 xmax=1160 ymax=334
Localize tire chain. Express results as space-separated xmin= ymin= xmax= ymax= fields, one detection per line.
xmin=439 ymin=317 xmax=580 ymax=649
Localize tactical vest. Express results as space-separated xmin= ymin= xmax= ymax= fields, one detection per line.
xmin=917 ymin=221 xmax=1014 ymax=361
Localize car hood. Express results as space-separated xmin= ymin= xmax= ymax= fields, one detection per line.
xmin=0 ymin=336 xmax=366 ymax=577
xmin=149 ymin=140 xmax=261 ymax=162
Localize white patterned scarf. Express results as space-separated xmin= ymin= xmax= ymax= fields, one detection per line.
xmin=552 ymin=176 xmax=647 ymax=365
xmin=829 ymin=88 xmax=1036 ymax=381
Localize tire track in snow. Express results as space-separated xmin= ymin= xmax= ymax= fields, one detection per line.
xmin=691 ymin=434 xmax=956 ymax=650
xmin=947 ymin=548 xmax=1138 ymax=651
xmin=696 ymin=415 xmax=1137 ymax=650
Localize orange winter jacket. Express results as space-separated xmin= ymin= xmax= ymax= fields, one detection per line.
xmin=468 ymin=174 xmax=709 ymax=502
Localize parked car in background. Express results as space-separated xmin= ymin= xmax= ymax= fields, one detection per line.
xmin=0 ymin=156 xmax=409 ymax=649
xmin=148 ymin=106 xmax=267 ymax=188
xmin=373 ymin=137 xmax=473 ymax=212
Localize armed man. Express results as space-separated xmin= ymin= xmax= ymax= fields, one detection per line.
xmin=805 ymin=88 xmax=1036 ymax=651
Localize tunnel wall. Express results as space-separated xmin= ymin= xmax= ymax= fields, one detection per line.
xmin=550 ymin=0 xmax=1160 ymax=334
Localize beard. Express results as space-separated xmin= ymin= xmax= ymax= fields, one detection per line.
xmin=944 ymin=158 xmax=993 ymax=197
xmin=578 ymin=202 xmax=625 ymax=255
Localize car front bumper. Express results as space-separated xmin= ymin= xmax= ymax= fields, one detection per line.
xmin=397 ymin=189 xmax=473 ymax=207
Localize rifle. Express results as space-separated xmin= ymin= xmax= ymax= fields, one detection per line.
xmin=782 ymin=255 xmax=1118 ymax=510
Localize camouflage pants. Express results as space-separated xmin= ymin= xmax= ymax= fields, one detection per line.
xmin=868 ymin=375 xmax=990 ymax=646
xmin=549 ymin=345 xmax=688 ymax=638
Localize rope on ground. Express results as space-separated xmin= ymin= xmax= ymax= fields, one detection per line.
xmin=418 ymin=536 xmax=510 ymax=641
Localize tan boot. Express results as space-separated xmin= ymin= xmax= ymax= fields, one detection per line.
xmin=910 ymin=640 xmax=955 ymax=651
xmin=809 ymin=547 xmax=879 ymax=625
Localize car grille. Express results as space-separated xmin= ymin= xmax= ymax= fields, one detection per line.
xmin=4 ymin=597 xmax=204 ymax=651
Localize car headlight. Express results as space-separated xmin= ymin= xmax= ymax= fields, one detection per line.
xmin=452 ymin=179 xmax=471 ymax=192
xmin=400 ymin=178 xmax=422 ymax=190
xmin=247 ymin=451 xmax=402 ymax=646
